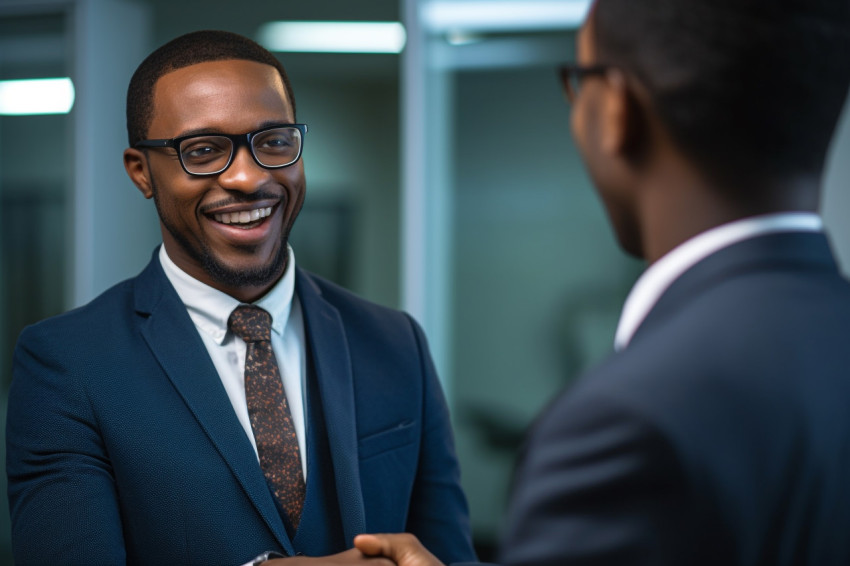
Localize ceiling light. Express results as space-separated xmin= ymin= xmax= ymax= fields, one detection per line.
xmin=423 ymin=0 xmax=591 ymax=33
xmin=258 ymin=21 xmax=407 ymax=54
xmin=0 ymin=77 xmax=75 ymax=115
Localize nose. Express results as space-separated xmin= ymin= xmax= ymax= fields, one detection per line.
xmin=216 ymin=145 xmax=270 ymax=193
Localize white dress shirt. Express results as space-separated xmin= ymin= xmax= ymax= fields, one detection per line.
xmin=159 ymin=244 xmax=308 ymax=478
xmin=614 ymin=212 xmax=824 ymax=352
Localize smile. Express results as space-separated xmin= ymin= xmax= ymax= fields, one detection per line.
xmin=213 ymin=206 xmax=274 ymax=226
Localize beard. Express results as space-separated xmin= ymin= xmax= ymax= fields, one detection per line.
xmin=150 ymin=177 xmax=291 ymax=289
xmin=191 ymin=235 xmax=289 ymax=289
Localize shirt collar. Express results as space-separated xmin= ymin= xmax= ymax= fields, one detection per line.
xmin=159 ymin=244 xmax=297 ymax=344
xmin=613 ymin=211 xmax=823 ymax=352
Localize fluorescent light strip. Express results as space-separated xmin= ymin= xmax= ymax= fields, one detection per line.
xmin=258 ymin=21 xmax=406 ymax=54
xmin=424 ymin=0 xmax=592 ymax=33
xmin=0 ymin=77 xmax=75 ymax=115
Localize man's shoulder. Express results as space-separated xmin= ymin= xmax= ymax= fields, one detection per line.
xmin=295 ymin=268 xmax=432 ymax=363
xmin=296 ymin=268 xmax=414 ymax=328
xmin=538 ymin=263 xmax=850 ymax=462
xmin=17 ymin=267 xmax=153 ymax=348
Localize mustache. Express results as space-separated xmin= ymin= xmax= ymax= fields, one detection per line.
xmin=199 ymin=190 xmax=282 ymax=215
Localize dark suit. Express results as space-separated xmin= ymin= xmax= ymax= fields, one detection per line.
xmin=7 ymin=250 xmax=475 ymax=565
xmin=500 ymin=231 xmax=850 ymax=565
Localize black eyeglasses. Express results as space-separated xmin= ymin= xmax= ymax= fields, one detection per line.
xmin=558 ymin=64 xmax=611 ymax=104
xmin=135 ymin=123 xmax=308 ymax=176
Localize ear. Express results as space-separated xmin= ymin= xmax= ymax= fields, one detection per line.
xmin=599 ymin=71 xmax=648 ymax=162
xmin=123 ymin=148 xmax=154 ymax=199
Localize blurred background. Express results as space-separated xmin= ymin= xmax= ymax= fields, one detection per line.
xmin=1 ymin=0 xmax=849 ymax=562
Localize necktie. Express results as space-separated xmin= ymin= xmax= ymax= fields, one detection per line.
xmin=228 ymin=305 xmax=305 ymax=529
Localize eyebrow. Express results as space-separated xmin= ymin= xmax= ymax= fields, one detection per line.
xmin=172 ymin=120 xmax=295 ymax=139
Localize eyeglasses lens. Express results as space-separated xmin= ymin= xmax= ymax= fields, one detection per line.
xmin=178 ymin=127 xmax=302 ymax=175
xmin=568 ymin=73 xmax=582 ymax=102
xmin=179 ymin=136 xmax=231 ymax=175
xmin=252 ymin=127 xmax=302 ymax=167
xmin=559 ymin=68 xmax=578 ymax=103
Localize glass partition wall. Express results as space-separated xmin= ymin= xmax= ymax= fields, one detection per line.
xmin=401 ymin=1 xmax=641 ymax=555
xmin=0 ymin=6 xmax=74 ymax=560
xmin=0 ymin=7 xmax=71 ymax=391
xmin=0 ymin=2 xmax=152 ymax=558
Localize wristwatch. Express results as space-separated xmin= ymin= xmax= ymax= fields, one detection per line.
xmin=251 ymin=551 xmax=285 ymax=565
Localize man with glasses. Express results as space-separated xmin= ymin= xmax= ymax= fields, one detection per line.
xmin=355 ymin=0 xmax=850 ymax=564
xmin=7 ymin=30 xmax=474 ymax=566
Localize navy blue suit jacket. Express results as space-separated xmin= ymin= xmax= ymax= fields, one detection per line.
xmin=7 ymin=251 xmax=474 ymax=565
xmin=500 ymin=232 xmax=850 ymax=565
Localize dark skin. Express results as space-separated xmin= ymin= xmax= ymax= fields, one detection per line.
xmin=124 ymin=59 xmax=390 ymax=564
xmin=124 ymin=59 xmax=305 ymax=303
xmin=266 ymin=548 xmax=394 ymax=566
xmin=351 ymin=9 xmax=824 ymax=566
xmin=355 ymin=534 xmax=442 ymax=566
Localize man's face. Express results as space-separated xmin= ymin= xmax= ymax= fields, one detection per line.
xmin=571 ymin=18 xmax=643 ymax=257
xmin=139 ymin=59 xmax=305 ymax=298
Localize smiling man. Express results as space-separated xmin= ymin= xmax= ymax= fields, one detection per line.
xmin=6 ymin=31 xmax=474 ymax=566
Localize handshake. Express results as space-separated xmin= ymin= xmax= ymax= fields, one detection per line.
xmin=352 ymin=534 xmax=448 ymax=566
xmin=266 ymin=534 xmax=467 ymax=566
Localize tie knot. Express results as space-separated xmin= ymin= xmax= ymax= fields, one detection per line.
xmin=228 ymin=305 xmax=272 ymax=343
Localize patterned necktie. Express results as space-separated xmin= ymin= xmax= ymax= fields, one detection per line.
xmin=228 ymin=305 xmax=305 ymax=529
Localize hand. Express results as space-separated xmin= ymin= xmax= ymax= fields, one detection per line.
xmin=354 ymin=533 xmax=445 ymax=566
xmin=265 ymin=548 xmax=394 ymax=565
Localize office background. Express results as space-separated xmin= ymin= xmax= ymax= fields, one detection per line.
xmin=1 ymin=0 xmax=849 ymax=562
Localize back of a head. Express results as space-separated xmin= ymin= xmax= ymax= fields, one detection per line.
xmin=126 ymin=30 xmax=295 ymax=147
xmin=592 ymin=0 xmax=850 ymax=187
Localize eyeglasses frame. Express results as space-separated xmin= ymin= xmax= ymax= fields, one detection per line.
xmin=134 ymin=123 xmax=309 ymax=176
xmin=558 ymin=64 xmax=612 ymax=104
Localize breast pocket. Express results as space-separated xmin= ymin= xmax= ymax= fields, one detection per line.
xmin=358 ymin=420 xmax=417 ymax=461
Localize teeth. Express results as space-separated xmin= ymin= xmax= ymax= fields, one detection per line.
xmin=214 ymin=206 xmax=272 ymax=225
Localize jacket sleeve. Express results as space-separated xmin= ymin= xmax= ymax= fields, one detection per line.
xmin=498 ymin=387 xmax=711 ymax=566
xmin=7 ymin=324 xmax=127 ymax=565
xmin=403 ymin=315 xmax=477 ymax=564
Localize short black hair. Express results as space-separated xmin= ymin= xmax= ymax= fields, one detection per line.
xmin=126 ymin=30 xmax=296 ymax=147
xmin=592 ymin=0 xmax=850 ymax=184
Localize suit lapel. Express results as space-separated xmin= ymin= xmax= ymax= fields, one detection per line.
xmin=133 ymin=254 xmax=295 ymax=555
xmin=296 ymin=269 xmax=367 ymax=544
